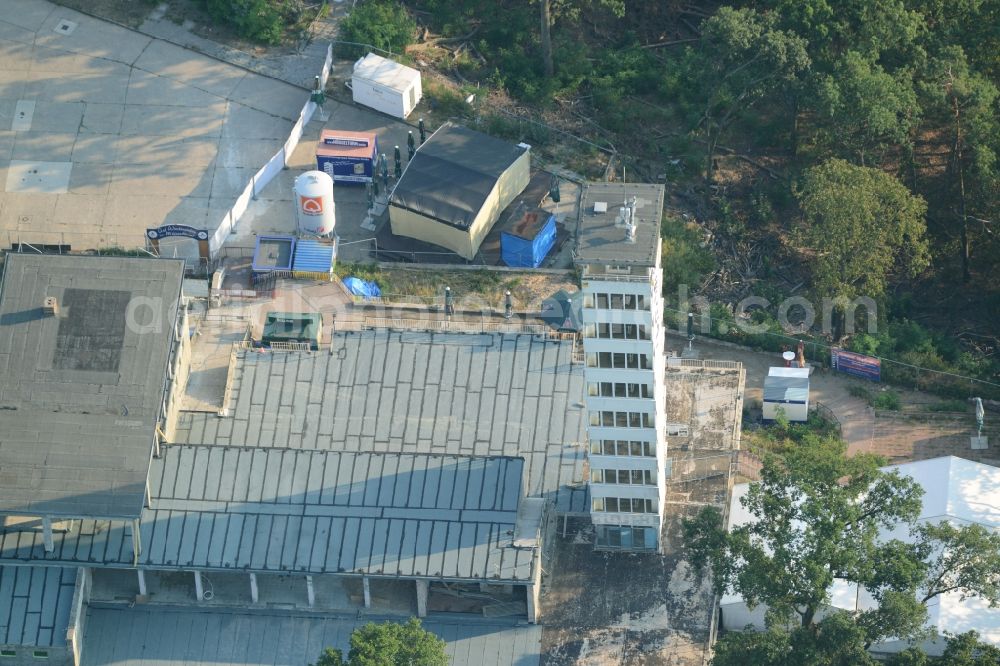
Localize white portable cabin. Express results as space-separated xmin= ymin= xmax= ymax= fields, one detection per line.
xmin=762 ymin=366 xmax=810 ymax=422
xmin=351 ymin=53 xmax=422 ymax=119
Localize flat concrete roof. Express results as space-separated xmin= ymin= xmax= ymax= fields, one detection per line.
xmin=0 ymin=2 xmax=304 ymax=251
xmin=0 ymin=254 xmax=183 ymax=519
xmin=81 ymin=607 xmax=542 ymax=666
xmin=0 ymin=446 xmax=537 ymax=583
xmin=0 ymin=565 xmax=76 ymax=648
xmin=575 ymin=182 xmax=664 ymax=266
xmin=175 ymin=329 xmax=589 ymax=513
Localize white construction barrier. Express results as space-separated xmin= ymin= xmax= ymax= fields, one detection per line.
xmin=208 ymin=48 xmax=334 ymax=259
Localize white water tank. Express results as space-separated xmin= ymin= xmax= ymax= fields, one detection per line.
xmin=293 ymin=171 xmax=335 ymax=236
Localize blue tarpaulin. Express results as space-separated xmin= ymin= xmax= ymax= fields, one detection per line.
xmin=342 ymin=277 xmax=381 ymax=299
xmin=501 ymin=211 xmax=557 ymax=268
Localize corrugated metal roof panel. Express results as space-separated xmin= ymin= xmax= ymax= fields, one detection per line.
xmin=175 ymin=330 xmax=589 ymax=513
xmin=763 ymin=375 xmax=810 ymax=403
xmin=0 ymin=447 xmax=536 ymax=582
xmin=291 ymin=240 xmax=334 ymax=274
xmin=0 ymin=566 xmax=76 ymax=648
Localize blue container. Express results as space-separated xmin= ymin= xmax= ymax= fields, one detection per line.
xmin=501 ymin=212 xmax=557 ymax=268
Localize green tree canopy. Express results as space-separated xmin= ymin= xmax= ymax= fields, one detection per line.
xmin=674 ymin=7 xmax=810 ymax=183
xmin=337 ymin=0 xmax=416 ymax=58
xmin=814 ymin=51 xmax=919 ymax=165
xmin=684 ymin=428 xmax=1000 ymax=664
xmin=795 ymin=158 xmax=929 ymax=308
xmin=311 ymin=618 xmax=448 ymax=666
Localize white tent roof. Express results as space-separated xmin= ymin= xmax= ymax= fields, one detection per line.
xmin=352 ymin=53 xmax=420 ymax=91
xmin=721 ymin=457 xmax=1000 ymax=646
xmin=768 ymin=367 xmax=810 ymax=378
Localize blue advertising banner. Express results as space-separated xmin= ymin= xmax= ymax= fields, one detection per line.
xmin=831 ymin=348 xmax=881 ymax=382
xmin=146 ymin=225 xmax=209 ymax=241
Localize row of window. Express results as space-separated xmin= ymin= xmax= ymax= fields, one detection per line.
xmin=584 ymin=323 xmax=651 ymax=341
xmin=1 ymin=650 xmax=48 ymax=659
xmin=589 ymin=411 xmax=654 ymax=428
xmin=586 ymin=352 xmax=653 ymax=370
xmin=595 ymin=525 xmax=657 ymax=550
xmin=585 ymin=293 xmax=647 ymax=310
xmin=591 ymin=468 xmax=657 ymax=485
xmin=590 ymin=439 xmax=657 ymax=457
xmin=592 ymin=497 xmax=658 ymax=514
xmin=588 ymin=381 xmax=653 ymax=399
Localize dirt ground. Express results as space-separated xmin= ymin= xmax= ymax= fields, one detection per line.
xmin=334 ymin=264 xmax=579 ymax=310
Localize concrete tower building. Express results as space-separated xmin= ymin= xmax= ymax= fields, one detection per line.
xmin=574 ymin=183 xmax=668 ymax=552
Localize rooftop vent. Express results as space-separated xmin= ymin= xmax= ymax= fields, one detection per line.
xmin=42 ymin=296 xmax=59 ymax=316
xmin=593 ymin=201 xmax=607 ymax=214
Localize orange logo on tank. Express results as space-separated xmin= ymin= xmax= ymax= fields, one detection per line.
xmin=300 ymin=195 xmax=323 ymax=215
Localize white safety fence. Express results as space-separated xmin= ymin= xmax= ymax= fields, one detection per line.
xmin=209 ymin=44 xmax=334 ymax=258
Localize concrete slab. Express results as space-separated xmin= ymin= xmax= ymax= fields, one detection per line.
xmin=125 ymin=69 xmax=226 ymax=108
xmin=80 ymin=104 xmax=124 ymax=134
xmin=0 ymin=72 xmax=28 ymax=100
xmin=5 ymin=159 xmax=71 ymax=193
xmin=29 ymin=43 xmax=112 ymax=74
xmin=11 ymin=99 xmax=34 ymax=130
xmin=119 ymin=102 xmax=227 ymax=137
xmin=11 ymin=130 xmax=75 ymax=161
xmin=53 ymin=193 xmax=106 ymax=224
xmin=25 ymin=70 xmax=130 ymax=104
xmin=32 ymin=10 xmax=152 ymax=66
xmin=133 ymin=40 xmax=247 ymax=99
xmin=222 ymin=104 xmax=293 ymax=139
xmin=27 ymin=100 xmax=84 ymax=132
xmin=68 ymin=162 xmax=113 ymax=194
xmin=228 ymin=75 xmax=303 ymax=120
xmin=216 ymin=138 xmax=283 ymax=167
xmin=2 ymin=0 xmax=55 ymax=32
xmin=0 ymin=192 xmax=58 ymax=232
xmin=109 ymin=164 xmax=213 ymax=197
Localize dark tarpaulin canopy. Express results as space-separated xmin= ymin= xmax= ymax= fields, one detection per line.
xmin=389 ymin=123 xmax=528 ymax=230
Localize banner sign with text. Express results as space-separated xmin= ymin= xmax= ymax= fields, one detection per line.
xmin=831 ymin=348 xmax=881 ymax=382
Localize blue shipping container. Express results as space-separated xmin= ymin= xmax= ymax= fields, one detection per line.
xmin=501 ymin=212 xmax=557 ymax=268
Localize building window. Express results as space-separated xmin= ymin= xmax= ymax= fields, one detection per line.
xmin=596 ymin=294 xmax=609 ymax=309
xmin=595 ymin=526 xmax=657 ymax=550
xmin=610 ymin=294 xmax=624 ymax=309
xmin=591 ymin=468 xmax=656 ymax=485
xmin=1 ymin=651 xmax=17 ymax=658
xmin=32 ymin=652 xmax=48 ymax=660
xmin=590 ymin=497 xmax=657 ymax=514
xmin=590 ymin=439 xmax=657 ymax=457
xmin=588 ymin=412 xmax=655 ymax=430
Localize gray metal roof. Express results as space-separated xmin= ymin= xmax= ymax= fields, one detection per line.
xmin=175 ymin=330 xmax=589 ymax=513
xmin=0 ymin=565 xmax=77 ymax=648
xmin=575 ymin=182 xmax=665 ymax=265
xmin=390 ymin=123 xmax=528 ymax=230
xmin=81 ymin=607 xmax=541 ymax=666
xmin=0 ymin=447 xmax=538 ymax=582
xmin=763 ymin=375 xmax=810 ymax=404
xmin=0 ymin=254 xmax=184 ymax=520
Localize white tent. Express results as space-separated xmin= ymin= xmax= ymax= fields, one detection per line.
xmin=720 ymin=456 xmax=1000 ymax=655
xmin=351 ymin=53 xmax=422 ymax=119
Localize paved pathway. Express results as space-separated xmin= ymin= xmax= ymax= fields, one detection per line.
xmin=138 ymin=0 xmax=350 ymax=90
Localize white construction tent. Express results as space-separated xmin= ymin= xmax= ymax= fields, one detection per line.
xmin=351 ymin=53 xmax=422 ymax=119
xmin=721 ymin=456 xmax=1000 ymax=656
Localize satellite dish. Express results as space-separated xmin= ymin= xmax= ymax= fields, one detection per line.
xmin=782 ymin=351 xmax=796 ymax=361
